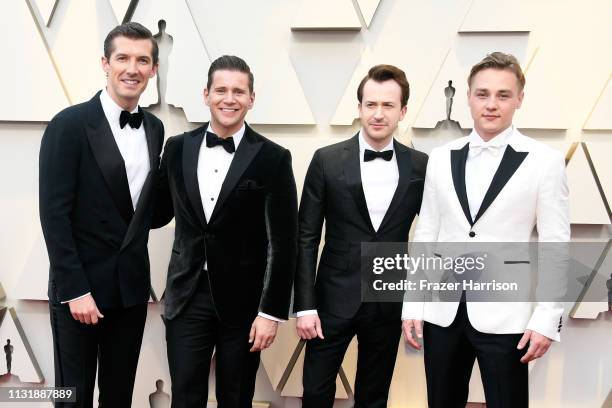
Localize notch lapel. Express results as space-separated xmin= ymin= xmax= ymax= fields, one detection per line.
xmin=378 ymin=141 xmax=413 ymax=232
xmin=472 ymin=145 xmax=528 ymax=224
xmin=209 ymin=125 xmax=263 ymax=223
xmin=451 ymin=142 xmax=473 ymax=226
xmin=183 ymin=126 xmax=207 ymax=228
xmin=344 ymin=135 xmax=375 ymax=233
xmin=86 ymin=93 xmax=133 ymax=226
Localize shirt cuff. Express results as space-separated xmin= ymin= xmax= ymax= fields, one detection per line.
xmin=258 ymin=312 xmax=286 ymax=323
xmin=61 ymin=292 xmax=91 ymax=304
xmin=296 ymin=310 xmax=318 ymax=317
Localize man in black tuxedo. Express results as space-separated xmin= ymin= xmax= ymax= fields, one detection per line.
xmin=294 ymin=65 xmax=428 ymax=407
xmin=154 ymin=55 xmax=298 ymax=407
xmin=39 ymin=23 xmax=164 ymax=407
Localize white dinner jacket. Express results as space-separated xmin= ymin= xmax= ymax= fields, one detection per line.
xmin=402 ymin=127 xmax=569 ymax=341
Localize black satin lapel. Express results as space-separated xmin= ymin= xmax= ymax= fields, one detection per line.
xmin=451 ymin=143 xmax=473 ymax=226
xmin=183 ymin=130 xmax=207 ymax=228
xmin=344 ymin=136 xmax=375 ymax=233
xmin=378 ymin=142 xmax=412 ymax=232
xmin=473 ymin=146 xmax=528 ymax=224
xmin=209 ymin=130 xmax=263 ymax=222
xmin=86 ymin=121 xmax=133 ymax=226
xmin=142 ymin=111 xmax=158 ymax=171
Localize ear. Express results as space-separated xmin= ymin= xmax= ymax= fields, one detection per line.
xmin=203 ymin=88 xmax=210 ymax=107
xmin=399 ymin=105 xmax=408 ymax=121
xmin=248 ymin=91 xmax=255 ymax=109
xmin=516 ymin=90 xmax=524 ymax=109
xmin=150 ymin=63 xmax=159 ymax=78
xmin=101 ymin=56 xmax=110 ymax=74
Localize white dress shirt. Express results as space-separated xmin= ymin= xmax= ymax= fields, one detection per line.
xmin=297 ymin=130 xmax=399 ymax=317
xmin=197 ymin=123 xmax=283 ymax=322
xmin=465 ymin=126 xmax=513 ymax=220
xmin=65 ymin=89 xmax=150 ymax=304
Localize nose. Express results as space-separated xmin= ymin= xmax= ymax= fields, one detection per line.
xmin=223 ymin=91 xmax=236 ymax=104
xmin=373 ymin=105 xmax=384 ymax=119
xmin=485 ymin=96 xmax=497 ymax=110
xmin=126 ymin=58 xmax=138 ymax=74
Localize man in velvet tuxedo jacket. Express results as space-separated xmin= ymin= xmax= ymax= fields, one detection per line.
xmin=154 ymin=55 xmax=298 ymax=407
xmin=39 ymin=23 xmax=163 ymax=407
xmin=402 ymin=53 xmax=569 ymax=408
xmin=294 ymin=65 xmax=428 ymax=408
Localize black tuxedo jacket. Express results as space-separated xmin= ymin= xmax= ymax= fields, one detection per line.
xmin=294 ymin=134 xmax=428 ymax=319
xmin=39 ymin=91 xmax=164 ymax=308
xmin=155 ymin=123 xmax=298 ymax=325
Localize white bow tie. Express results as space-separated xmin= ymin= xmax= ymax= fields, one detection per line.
xmin=469 ymin=142 xmax=504 ymax=157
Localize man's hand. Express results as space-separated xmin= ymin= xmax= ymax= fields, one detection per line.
xmin=249 ymin=316 xmax=278 ymax=352
xmin=296 ymin=314 xmax=324 ymax=340
xmin=402 ymin=319 xmax=423 ymax=350
xmin=517 ymin=329 xmax=552 ymax=363
xmin=68 ymin=294 xmax=104 ymax=325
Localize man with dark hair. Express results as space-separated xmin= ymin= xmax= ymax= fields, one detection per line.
xmin=154 ymin=55 xmax=297 ymax=407
xmin=402 ymin=52 xmax=569 ymax=408
xmin=39 ymin=22 xmax=164 ymax=407
xmin=294 ymin=64 xmax=428 ymax=408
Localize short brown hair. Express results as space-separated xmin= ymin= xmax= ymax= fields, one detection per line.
xmin=104 ymin=22 xmax=159 ymax=65
xmin=207 ymin=55 xmax=254 ymax=93
xmin=468 ymin=52 xmax=525 ymax=91
xmin=357 ymin=64 xmax=410 ymax=107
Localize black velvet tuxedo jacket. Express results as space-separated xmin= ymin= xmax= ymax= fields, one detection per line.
xmin=294 ymin=134 xmax=428 ymax=319
xmin=39 ymin=91 xmax=165 ymax=308
xmin=155 ymin=123 xmax=298 ymax=325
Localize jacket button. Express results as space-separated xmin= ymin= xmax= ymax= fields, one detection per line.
xmin=469 ymin=231 xmax=476 ymax=238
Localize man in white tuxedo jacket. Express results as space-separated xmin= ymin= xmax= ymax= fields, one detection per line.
xmin=402 ymin=52 xmax=570 ymax=408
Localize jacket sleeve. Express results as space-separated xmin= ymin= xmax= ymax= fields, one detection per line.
xmin=527 ymin=150 xmax=569 ymax=341
xmin=293 ymin=150 xmax=326 ymax=313
xmin=258 ymin=149 xmax=298 ymax=319
xmin=39 ymin=115 xmax=90 ymax=302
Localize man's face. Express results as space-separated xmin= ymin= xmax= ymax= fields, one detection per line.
xmin=101 ymin=36 xmax=157 ymax=109
xmin=358 ymin=79 xmax=407 ymax=146
xmin=467 ymin=68 xmax=523 ymax=140
xmin=204 ymin=70 xmax=254 ymax=136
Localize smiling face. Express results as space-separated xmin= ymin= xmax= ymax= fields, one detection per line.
xmin=204 ymin=69 xmax=255 ymax=137
xmin=467 ymin=68 xmax=524 ymax=141
xmin=101 ymin=35 xmax=157 ymax=111
xmin=358 ymin=79 xmax=407 ymax=149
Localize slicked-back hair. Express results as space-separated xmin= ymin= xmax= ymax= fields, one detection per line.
xmin=103 ymin=22 xmax=159 ymax=65
xmin=357 ymin=64 xmax=410 ymax=107
xmin=207 ymin=55 xmax=254 ymax=93
xmin=468 ymin=52 xmax=526 ymax=91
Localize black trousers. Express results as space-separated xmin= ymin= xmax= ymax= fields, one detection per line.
xmin=165 ymin=276 xmax=260 ymax=408
xmin=423 ymin=301 xmax=528 ymax=408
xmin=49 ymin=302 xmax=147 ymax=408
xmin=302 ymin=303 xmax=401 ymax=408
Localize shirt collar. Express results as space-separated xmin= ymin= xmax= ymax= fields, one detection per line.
xmin=100 ymin=88 xmax=139 ymax=127
xmin=208 ymin=122 xmax=246 ymax=149
xmin=358 ymin=129 xmax=394 ymax=153
xmin=469 ymin=125 xmax=514 ymax=148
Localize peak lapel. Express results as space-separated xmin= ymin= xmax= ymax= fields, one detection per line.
xmin=85 ymin=93 xmax=133 ymax=226
xmin=472 ymin=145 xmax=528 ymax=224
xmin=451 ymin=142 xmax=473 ymax=226
xmin=121 ymin=112 xmax=160 ymax=250
xmin=183 ymin=126 xmax=207 ymax=228
xmin=209 ymin=125 xmax=263 ymax=223
xmin=344 ymin=135 xmax=375 ymax=233
xmin=378 ymin=141 xmax=413 ymax=232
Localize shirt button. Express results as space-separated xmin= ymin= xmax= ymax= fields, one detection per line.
xmin=214 ymin=169 xmax=218 ymax=173
xmin=469 ymin=231 xmax=476 ymax=238
xmin=210 ymin=197 xmax=214 ymax=201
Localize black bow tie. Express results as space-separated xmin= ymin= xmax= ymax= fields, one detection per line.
xmin=364 ymin=149 xmax=393 ymax=162
xmin=206 ymin=131 xmax=236 ymax=153
xmin=119 ymin=109 xmax=143 ymax=129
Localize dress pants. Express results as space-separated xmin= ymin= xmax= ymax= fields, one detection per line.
xmin=165 ymin=275 xmax=260 ymax=408
xmin=302 ymin=303 xmax=401 ymax=408
xmin=423 ymin=300 xmax=528 ymax=408
xmin=49 ymin=302 xmax=147 ymax=408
